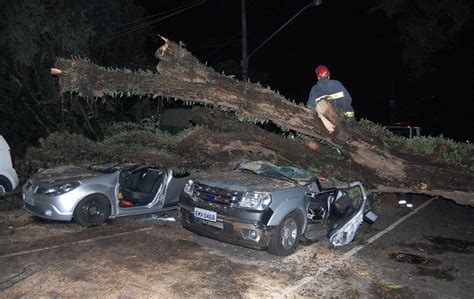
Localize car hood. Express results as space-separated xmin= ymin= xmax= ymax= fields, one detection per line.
xmin=30 ymin=165 xmax=105 ymax=185
xmin=192 ymin=170 xmax=300 ymax=192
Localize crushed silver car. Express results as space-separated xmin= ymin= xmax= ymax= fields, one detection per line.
xmin=179 ymin=161 xmax=377 ymax=256
xmin=23 ymin=163 xmax=189 ymax=227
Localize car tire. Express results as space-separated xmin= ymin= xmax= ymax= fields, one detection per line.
xmin=268 ymin=211 xmax=302 ymax=256
xmin=0 ymin=176 xmax=12 ymax=194
xmin=73 ymin=194 xmax=111 ymax=227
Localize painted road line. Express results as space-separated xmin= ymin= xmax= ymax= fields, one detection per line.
xmin=282 ymin=197 xmax=436 ymax=296
xmin=0 ymin=227 xmax=153 ymax=259
xmin=343 ymin=197 xmax=436 ymax=258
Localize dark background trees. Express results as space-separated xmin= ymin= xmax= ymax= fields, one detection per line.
xmin=371 ymin=0 xmax=472 ymax=77
xmin=0 ymin=0 xmax=153 ymax=153
xmin=1 ymin=0 xmax=473 ymax=157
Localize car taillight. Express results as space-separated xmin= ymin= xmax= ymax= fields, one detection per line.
xmin=9 ymin=149 xmax=15 ymax=168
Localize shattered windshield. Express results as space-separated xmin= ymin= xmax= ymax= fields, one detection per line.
xmin=236 ymin=161 xmax=314 ymax=185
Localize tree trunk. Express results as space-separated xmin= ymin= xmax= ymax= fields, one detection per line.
xmin=52 ymin=37 xmax=474 ymax=206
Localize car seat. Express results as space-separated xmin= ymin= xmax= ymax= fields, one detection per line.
xmin=307 ymin=189 xmax=337 ymax=222
xmin=120 ymin=169 xmax=164 ymax=206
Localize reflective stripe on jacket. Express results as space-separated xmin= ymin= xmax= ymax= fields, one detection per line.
xmin=307 ymin=77 xmax=354 ymax=114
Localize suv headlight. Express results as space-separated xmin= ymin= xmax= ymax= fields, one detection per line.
xmin=239 ymin=191 xmax=272 ymax=210
xmin=184 ymin=180 xmax=194 ymax=196
xmin=43 ymin=181 xmax=80 ymax=196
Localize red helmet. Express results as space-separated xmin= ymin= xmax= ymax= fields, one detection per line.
xmin=316 ymin=65 xmax=330 ymax=79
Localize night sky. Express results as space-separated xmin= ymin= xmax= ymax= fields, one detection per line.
xmin=137 ymin=0 xmax=473 ymax=141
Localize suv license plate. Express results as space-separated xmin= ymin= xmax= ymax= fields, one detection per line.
xmin=194 ymin=207 xmax=217 ymax=222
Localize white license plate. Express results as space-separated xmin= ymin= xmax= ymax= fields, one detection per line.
xmin=194 ymin=207 xmax=217 ymax=222
xmin=24 ymin=194 xmax=34 ymax=206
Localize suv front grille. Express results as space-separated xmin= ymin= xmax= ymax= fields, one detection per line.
xmin=192 ymin=183 xmax=242 ymax=207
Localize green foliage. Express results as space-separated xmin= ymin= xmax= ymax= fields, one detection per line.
xmin=388 ymin=135 xmax=474 ymax=168
xmin=25 ymin=124 xmax=198 ymax=170
xmin=103 ymin=125 xmax=187 ymax=149
xmin=103 ymin=131 xmax=170 ymax=147
xmin=103 ymin=122 xmax=145 ymax=134
xmin=236 ymin=113 xmax=269 ymax=125
xmin=359 ymin=119 xmax=387 ymax=137
xmin=218 ymin=106 xmax=234 ymax=113
xmin=359 ymin=120 xmax=474 ymax=168
xmin=278 ymin=126 xmax=291 ymax=133
xmin=26 ymin=132 xmax=99 ymax=167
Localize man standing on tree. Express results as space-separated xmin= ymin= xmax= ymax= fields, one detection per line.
xmin=306 ymin=65 xmax=354 ymax=119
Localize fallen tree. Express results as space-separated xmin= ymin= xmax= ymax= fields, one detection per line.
xmin=51 ymin=37 xmax=473 ymax=206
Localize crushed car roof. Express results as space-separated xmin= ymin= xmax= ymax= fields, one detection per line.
xmin=236 ymin=161 xmax=314 ymax=185
xmin=190 ymin=161 xmax=315 ymax=192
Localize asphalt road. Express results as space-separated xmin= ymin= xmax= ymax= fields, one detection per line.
xmin=0 ymin=193 xmax=472 ymax=297
xmin=352 ymin=194 xmax=474 ymax=298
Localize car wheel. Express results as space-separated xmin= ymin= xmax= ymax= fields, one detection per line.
xmin=0 ymin=176 xmax=12 ymax=194
xmin=268 ymin=211 xmax=302 ymax=256
xmin=73 ymin=194 xmax=111 ymax=227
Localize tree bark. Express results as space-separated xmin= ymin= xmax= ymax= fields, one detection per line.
xmin=53 ymin=37 xmax=474 ymax=206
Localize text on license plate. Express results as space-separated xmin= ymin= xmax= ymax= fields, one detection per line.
xmin=194 ymin=207 xmax=217 ymax=222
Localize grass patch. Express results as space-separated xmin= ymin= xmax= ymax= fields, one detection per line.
xmin=387 ymin=134 xmax=473 ymax=168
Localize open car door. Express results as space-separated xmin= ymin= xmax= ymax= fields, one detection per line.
xmin=305 ymin=182 xmax=377 ymax=246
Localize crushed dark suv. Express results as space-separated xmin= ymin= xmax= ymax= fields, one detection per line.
xmin=179 ymin=161 xmax=376 ymax=256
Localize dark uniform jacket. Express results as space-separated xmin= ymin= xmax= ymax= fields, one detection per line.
xmin=306 ymin=77 xmax=354 ymax=115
